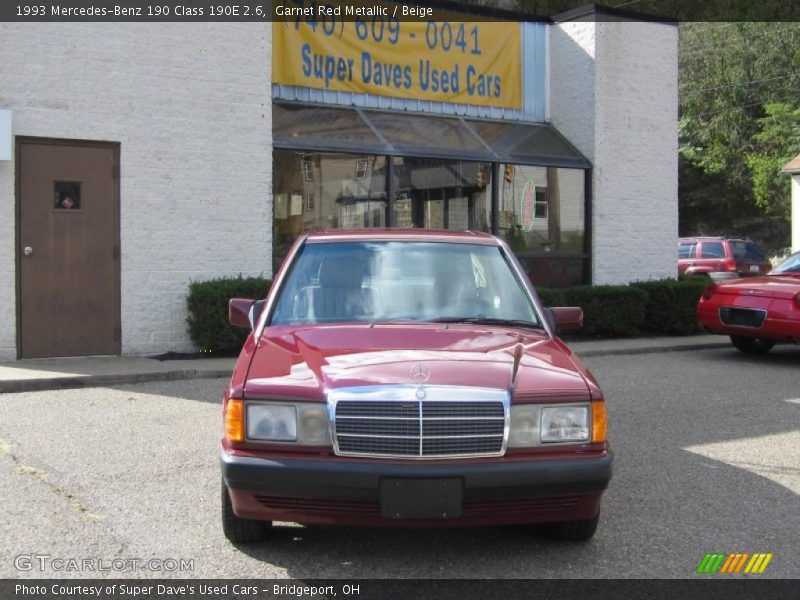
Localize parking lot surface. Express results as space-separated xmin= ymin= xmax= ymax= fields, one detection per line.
xmin=1 ymin=346 xmax=798 ymax=579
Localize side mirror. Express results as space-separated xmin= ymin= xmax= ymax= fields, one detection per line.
xmin=229 ymin=298 xmax=255 ymax=329
xmin=544 ymin=307 xmax=584 ymax=333
xmin=230 ymin=298 xmax=266 ymax=330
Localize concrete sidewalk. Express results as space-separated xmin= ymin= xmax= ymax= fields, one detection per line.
xmin=0 ymin=335 xmax=731 ymax=394
xmin=0 ymin=356 xmax=236 ymax=394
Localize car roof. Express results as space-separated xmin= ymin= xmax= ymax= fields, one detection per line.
xmin=305 ymin=229 xmax=500 ymax=245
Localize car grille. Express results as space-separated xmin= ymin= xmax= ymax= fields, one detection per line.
xmin=253 ymin=494 xmax=584 ymax=518
xmin=330 ymin=387 xmax=508 ymax=459
xmin=719 ymin=307 xmax=766 ymax=328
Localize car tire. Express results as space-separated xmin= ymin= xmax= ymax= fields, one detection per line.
xmin=730 ymin=336 xmax=775 ymax=355
xmin=544 ymin=513 xmax=599 ymax=542
xmin=221 ymin=480 xmax=270 ymax=544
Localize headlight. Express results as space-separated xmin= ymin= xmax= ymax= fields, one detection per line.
xmin=246 ymin=402 xmax=331 ymax=445
xmin=508 ymin=404 xmax=539 ymax=448
xmin=247 ymin=404 xmax=296 ymax=441
xmin=296 ymin=404 xmax=330 ymax=445
xmin=509 ymin=403 xmax=592 ymax=447
xmin=540 ymin=406 xmax=589 ymax=443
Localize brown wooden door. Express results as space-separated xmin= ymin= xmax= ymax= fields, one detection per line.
xmin=17 ymin=139 xmax=120 ymax=358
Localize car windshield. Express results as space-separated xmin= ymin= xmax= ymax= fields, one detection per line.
xmin=771 ymin=253 xmax=800 ymax=274
xmin=730 ymin=241 xmax=766 ymax=261
xmin=270 ymin=241 xmax=540 ymax=327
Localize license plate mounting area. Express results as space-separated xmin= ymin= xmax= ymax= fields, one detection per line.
xmin=379 ymin=478 xmax=463 ymax=519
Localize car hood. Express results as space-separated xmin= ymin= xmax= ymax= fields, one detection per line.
xmin=716 ymin=274 xmax=800 ymax=299
xmin=243 ymin=323 xmax=591 ymax=402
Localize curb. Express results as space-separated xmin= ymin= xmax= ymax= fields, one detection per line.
xmin=0 ymin=369 xmax=233 ymax=395
xmin=0 ymin=340 xmax=733 ymax=394
xmin=575 ymin=341 xmax=730 ymax=358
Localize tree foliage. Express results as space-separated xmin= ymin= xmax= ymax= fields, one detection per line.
xmin=747 ymin=103 xmax=800 ymax=214
xmin=679 ymin=23 xmax=800 ymax=233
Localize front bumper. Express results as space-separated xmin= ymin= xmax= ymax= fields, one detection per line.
xmin=221 ymin=450 xmax=612 ymax=527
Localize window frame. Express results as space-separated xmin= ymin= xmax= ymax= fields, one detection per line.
xmin=302 ymin=160 xmax=314 ymax=182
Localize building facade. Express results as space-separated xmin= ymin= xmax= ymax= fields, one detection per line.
xmin=0 ymin=23 xmax=273 ymax=358
xmin=0 ymin=6 xmax=677 ymax=360
xmin=782 ymin=154 xmax=800 ymax=252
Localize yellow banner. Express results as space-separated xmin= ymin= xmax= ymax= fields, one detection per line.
xmin=273 ymin=4 xmax=522 ymax=109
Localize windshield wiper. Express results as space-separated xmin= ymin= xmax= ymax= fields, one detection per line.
xmin=430 ymin=317 xmax=543 ymax=329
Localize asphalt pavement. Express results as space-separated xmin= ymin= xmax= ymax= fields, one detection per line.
xmin=0 ymin=345 xmax=797 ymax=579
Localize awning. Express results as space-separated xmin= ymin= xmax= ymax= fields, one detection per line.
xmin=273 ymin=102 xmax=591 ymax=169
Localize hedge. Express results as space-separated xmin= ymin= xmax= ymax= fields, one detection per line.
xmin=186 ymin=276 xmax=272 ymax=351
xmin=536 ymin=288 xmax=566 ymax=308
xmin=630 ymin=278 xmax=708 ymax=335
xmin=186 ymin=276 xmax=707 ymax=349
xmin=562 ymin=285 xmax=647 ymax=338
xmin=538 ymin=278 xmax=708 ymax=338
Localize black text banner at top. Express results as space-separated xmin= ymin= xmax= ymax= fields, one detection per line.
xmin=4 ymin=0 xmax=800 ymax=22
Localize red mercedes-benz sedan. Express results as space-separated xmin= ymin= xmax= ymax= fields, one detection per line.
xmin=220 ymin=230 xmax=611 ymax=543
xmin=697 ymin=251 xmax=800 ymax=353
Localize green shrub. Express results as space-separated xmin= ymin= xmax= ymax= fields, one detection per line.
xmin=536 ymin=288 xmax=566 ymax=307
xmin=560 ymin=285 xmax=648 ymax=338
xmin=186 ymin=276 xmax=272 ymax=351
xmin=631 ymin=278 xmax=707 ymax=335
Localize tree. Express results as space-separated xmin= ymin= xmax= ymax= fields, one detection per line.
xmin=678 ymin=23 xmax=800 ymax=244
xmin=747 ymin=103 xmax=800 ymax=216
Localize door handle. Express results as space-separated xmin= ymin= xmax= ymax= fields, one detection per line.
xmin=23 ymin=246 xmax=33 ymax=256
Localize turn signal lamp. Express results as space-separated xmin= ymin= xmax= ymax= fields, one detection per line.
xmin=591 ymin=401 xmax=607 ymax=443
xmin=723 ymin=258 xmax=737 ymax=272
xmin=225 ymin=399 xmax=245 ymax=442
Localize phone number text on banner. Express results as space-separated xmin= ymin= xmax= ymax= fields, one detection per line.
xmin=273 ymin=9 xmax=522 ymax=109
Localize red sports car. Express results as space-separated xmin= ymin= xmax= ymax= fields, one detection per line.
xmin=697 ymin=251 xmax=800 ymax=353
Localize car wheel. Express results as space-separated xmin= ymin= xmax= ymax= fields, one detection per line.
xmin=221 ymin=480 xmax=270 ymax=544
xmin=544 ymin=513 xmax=599 ymax=542
xmin=730 ymin=336 xmax=775 ymax=355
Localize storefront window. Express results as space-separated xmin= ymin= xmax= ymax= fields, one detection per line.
xmin=273 ymin=149 xmax=587 ymax=286
xmin=497 ymin=165 xmax=586 ymax=287
xmin=273 ymin=151 xmax=387 ymax=273
xmin=392 ymin=157 xmax=490 ymax=232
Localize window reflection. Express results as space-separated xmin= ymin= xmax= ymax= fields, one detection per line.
xmin=272 ymin=152 xmax=587 ymax=287
xmin=498 ymin=165 xmax=586 ymax=287
xmin=273 ymin=151 xmax=387 ymax=273
xmin=392 ymin=157 xmax=490 ymax=232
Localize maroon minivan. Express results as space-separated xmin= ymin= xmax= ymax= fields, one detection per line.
xmin=220 ymin=230 xmax=612 ymax=544
xmin=678 ymin=237 xmax=771 ymax=281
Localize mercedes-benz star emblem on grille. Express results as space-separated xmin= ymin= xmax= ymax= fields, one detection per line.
xmin=410 ymin=362 xmax=431 ymax=385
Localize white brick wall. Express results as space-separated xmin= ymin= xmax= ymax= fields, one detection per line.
xmin=550 ymin=19 xmax=678 ymax=284
xmin=791 ymin=176 xmax=800 ymax=253
xmin=0 ymin=24 xmax=273 ymax=358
